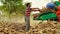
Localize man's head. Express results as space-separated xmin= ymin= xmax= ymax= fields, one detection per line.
xmin=25 ymin=3 xmax=31 ymax=7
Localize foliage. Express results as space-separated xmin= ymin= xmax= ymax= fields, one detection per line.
xmin=0 ymin=0 xmax=26 ymax=17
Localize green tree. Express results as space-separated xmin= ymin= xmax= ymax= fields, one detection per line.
xmin=0 ymin=0 xmax=26 ymax=18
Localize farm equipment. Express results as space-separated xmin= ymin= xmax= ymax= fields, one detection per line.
xmin=33 ymin=11 xmax=57 ymax=20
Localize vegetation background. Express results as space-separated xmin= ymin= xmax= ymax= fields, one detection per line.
xmin=0 ymin=0 xmax=26 ymax=23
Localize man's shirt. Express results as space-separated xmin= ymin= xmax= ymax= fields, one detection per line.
xmin=25 ymin=6 xmax=31 ymax=16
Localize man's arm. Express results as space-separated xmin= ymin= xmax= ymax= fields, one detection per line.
xmin=31 ymin=8 xmax=40 ymax=11
xmin=31 ymin=8 xmax=42 ymax=12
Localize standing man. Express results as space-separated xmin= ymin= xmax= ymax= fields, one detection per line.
xmin=25 ymin=2 xmax=40 ymax=31
xmin=25 ymin=3 xmax=31 ymax=32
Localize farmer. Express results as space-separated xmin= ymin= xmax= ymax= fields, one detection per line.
xmin=25 ymin=2 xmax=40 ymax=31
xmin=25 ymin=3 xmax=31 ymax=32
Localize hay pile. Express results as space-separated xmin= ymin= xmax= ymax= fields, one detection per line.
xmin=0 ymin=21 xmax=26 ymax=34
xmin=0 ymin=21 xmax=60 ymax=34
xmin=27 ymin=21 xmax=60 ymax=34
